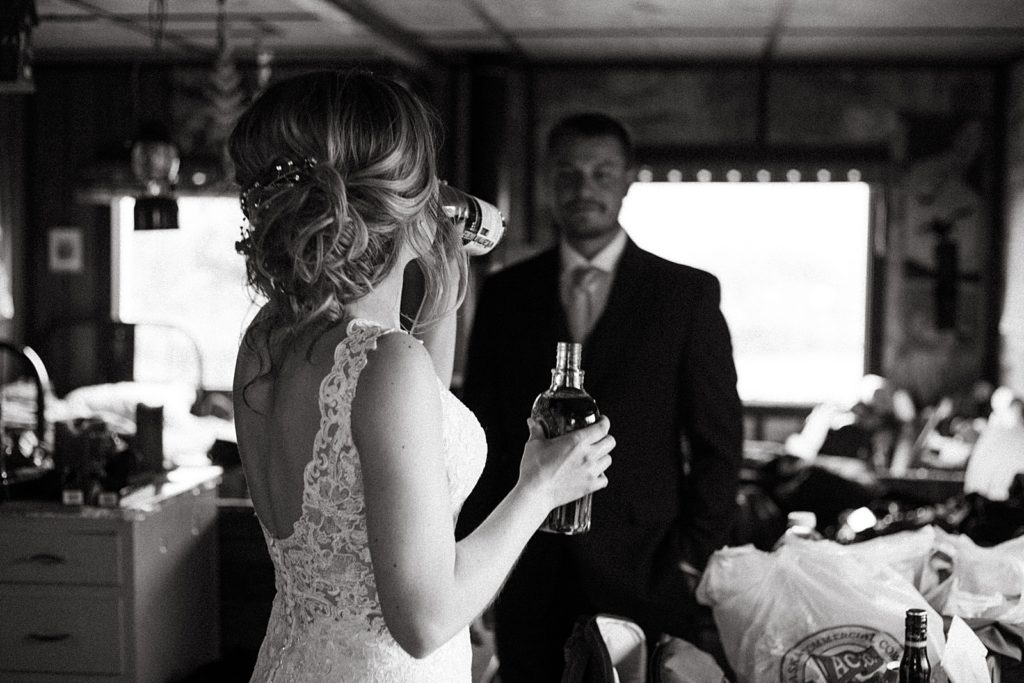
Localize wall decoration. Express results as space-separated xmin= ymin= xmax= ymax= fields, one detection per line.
xmin=47 ymin=226 xmax=84 ymax=273
xmin=900 ymin=116 xmax=986 ymax=335
xmin=889 ymin=114 xmax=991 ymax=403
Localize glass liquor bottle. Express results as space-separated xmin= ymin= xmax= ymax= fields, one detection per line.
xmin=532 ymin=341 xmax=600 ymax=534
xmin=899 ymin=608 xmax=931 ymax=683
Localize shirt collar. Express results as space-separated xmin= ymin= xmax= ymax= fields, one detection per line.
xmin=559 ymin=228 xmax=629 ymax=275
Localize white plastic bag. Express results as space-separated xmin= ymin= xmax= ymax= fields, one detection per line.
xmin=845 ymin=526 xmax=1024 ymax=624
xmin=927 ymin=529 xmax=1024 ymax=624
xmin=696 ymin=541 xmax=945 ymax=683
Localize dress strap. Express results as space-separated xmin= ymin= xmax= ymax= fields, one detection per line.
xmin=345 ymin=316 xmax=398 ymax=336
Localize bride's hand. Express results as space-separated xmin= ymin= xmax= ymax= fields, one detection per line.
xmin=517 ymin=416 xmax=614 ymax=510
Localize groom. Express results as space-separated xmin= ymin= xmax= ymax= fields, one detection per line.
xmin=457 ymin=112 xmax=743 ymax=681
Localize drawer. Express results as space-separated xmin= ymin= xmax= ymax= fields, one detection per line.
xmin=0 ymin=586 xmax=126 ymax=675
xmin=0 ymin=530 xmax=123 ymax=585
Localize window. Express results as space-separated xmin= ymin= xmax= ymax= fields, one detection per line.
xmin=619 ymin=180 xmax=872 ymax=405
xmin=112 ymin=196 xmax=258 ymax=391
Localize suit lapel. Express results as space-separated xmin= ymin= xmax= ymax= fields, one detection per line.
xmin=583 ymin=239 xmax=651 ymax=390
xmin=534 ymin=248 xmax=571 ymax=344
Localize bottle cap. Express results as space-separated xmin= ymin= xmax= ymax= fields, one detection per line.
xmin=787 ymin=511 xmax=817 ymax=529
xmin=905 ymin=608 xmax=927 ymax=627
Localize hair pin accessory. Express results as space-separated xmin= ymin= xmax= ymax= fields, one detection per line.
xmin=240 ymin=156 xmax=319 ymax=222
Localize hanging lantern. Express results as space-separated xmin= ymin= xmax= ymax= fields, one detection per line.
xmin=0 ymin=0 xmax=38 ymax=93
xmin=131 ymin=122 xmax=180 ymax=230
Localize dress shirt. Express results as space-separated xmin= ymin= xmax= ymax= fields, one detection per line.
xmin=559 ymin=228 xmax=629 ymax=341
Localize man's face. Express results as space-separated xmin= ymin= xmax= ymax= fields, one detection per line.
xmin=547 ymin=134 xmax=635 ymax=246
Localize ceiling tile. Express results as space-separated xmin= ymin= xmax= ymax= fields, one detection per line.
xmin=34 ymin=0 xmax=379 ymax=58
xmin=367 ymin=0 xmax=490 ymax=33
xmin=424 ymin=34 xmax=509 ymax=52
xmin=35 ymin=0 xmax=90 ymax=16
xmin=518 ymin=36 xmax=768 ymax=61
xmin=787 ymin=0 xmax=1024 ymax=29
xmin=777 ymin=34 xmax=1024 ymax=60
xmin=482 ymin=0 xmax=782 ymax=30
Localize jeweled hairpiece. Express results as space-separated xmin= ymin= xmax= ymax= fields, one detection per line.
xmin=239 ymin=156 xmax=319 ymax=222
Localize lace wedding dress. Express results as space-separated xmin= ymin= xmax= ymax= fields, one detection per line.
xmin=249 ymin=319 xmax=487 ymax=682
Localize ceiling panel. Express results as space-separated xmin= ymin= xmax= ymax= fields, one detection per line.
xmin=777 ymin=34 xmax=1024 ymax=61
xmin=517 ymin=36 xmax=769 ymax=61
xmin=33 ymin=0 xmax=381 ymax=59
xmin=35 ymin=22 xmax=157 ymax=51
xmin=484 ymin=0 xmax=781 ymax=31
xmin=787 ymin=0 xmax=1024 ymax=29
xmin=368 ymin=0 xmax=490 ymax=33
xmin=424 ymin=34 xmax=509 ymax=53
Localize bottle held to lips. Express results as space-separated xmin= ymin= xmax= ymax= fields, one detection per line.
xmin=438 ymin=182 xmax=506 ymax=256
xmin=532 ymin=341 xmax=600 ymax=534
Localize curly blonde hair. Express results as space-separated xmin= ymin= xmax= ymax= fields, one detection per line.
xmin=229 ymin=69 xmax=466 ymax=347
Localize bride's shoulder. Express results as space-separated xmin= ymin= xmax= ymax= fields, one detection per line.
xmin=348 ymin=330 xmax=431 ymax=409
xmin=362 ymin=329 xmax=432 ymax=386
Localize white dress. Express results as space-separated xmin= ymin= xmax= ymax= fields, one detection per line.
xmin=249 ymin=319 xmax=487 ymax=682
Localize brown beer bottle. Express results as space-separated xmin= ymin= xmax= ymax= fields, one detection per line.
xmin=898 ymin=608 xmax=931 ymax=683
xmin=532 ymin=341 xmax=600 ymax=534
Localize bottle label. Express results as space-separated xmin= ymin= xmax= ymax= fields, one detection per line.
xmin=904 ymin=639 xmax=927 ymax=647
xmin=61 ymin=489 xmax=84 ymax=506
xmin=780 ymin=625 xmax=901 ymax=683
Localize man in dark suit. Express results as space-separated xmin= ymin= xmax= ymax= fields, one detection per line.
xmin=457 ymin=113 xmax=743 ymax=681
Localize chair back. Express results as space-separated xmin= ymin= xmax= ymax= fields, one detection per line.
xmin=649 ymin=636 xmax=728 ymax=683
xmin=562 ymin=614 xmax=647 ymax=683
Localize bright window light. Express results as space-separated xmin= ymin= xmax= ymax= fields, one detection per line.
xmin=619 ymin=181 xmax=871 ymax=405
xmin=113 ymin=196 xmax=258 ymax=391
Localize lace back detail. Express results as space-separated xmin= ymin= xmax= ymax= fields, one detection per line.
xmin=250 ymin=318 xmax=486 ymax=681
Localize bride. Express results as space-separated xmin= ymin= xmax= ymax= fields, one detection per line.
xmin=229 ymin=68 xmax=614 ymax=681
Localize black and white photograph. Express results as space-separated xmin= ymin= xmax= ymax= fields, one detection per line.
xmin=2 ymin=1 xmax=1024 ymax=681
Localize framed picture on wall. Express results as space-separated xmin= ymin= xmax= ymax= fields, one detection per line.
xmin=48 ymin=226 xmax=84 ymax=273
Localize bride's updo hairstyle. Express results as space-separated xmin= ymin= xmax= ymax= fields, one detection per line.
xmin=229 ymin=69 xmax=466 ymax=340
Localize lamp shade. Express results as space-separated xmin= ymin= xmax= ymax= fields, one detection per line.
xmin=134 ymin=196 xmax=179 ymax=231
xmin=130 ymin=123 xmax=180 ymax=230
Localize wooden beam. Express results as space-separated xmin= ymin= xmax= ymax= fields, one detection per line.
xmin=290 ymin=0 xmax=436 ymax=70
xmin=56 ymin=0 xmax=215 ymax=57
xmin=466 ymin=0 xmax=526 ymax=61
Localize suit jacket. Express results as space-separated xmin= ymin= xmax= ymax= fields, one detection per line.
xmin=457 ymin=238 xmax=743 ymax=681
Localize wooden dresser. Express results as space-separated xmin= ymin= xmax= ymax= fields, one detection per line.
xmin=0 ymin=466 xmax=222 ymax=683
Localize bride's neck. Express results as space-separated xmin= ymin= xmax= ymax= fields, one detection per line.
xmin=346 ymin=263 xmax=405 ymax=329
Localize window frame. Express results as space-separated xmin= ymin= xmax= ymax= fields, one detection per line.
xmin=110 ymin=193 xmax=252 ymax=392
xmin=634 ymin=145 xmax=890 ymax=407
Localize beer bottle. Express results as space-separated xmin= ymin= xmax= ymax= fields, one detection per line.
xmin=899 ymin=608 xmax=931 ymax=683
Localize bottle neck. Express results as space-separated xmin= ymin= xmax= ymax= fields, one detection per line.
xmin=551 ymin=369 xmax=584 ymax=390
xmin=903 ymin=631 xmax=927 ymax=649
xmin=904 ymin=612 xmax=928 ymax=649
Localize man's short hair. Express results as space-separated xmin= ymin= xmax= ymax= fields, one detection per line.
xmin=546 ymin=113 xmax=634 ymax=165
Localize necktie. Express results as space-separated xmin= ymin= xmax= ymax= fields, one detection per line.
xmin=567 ymin=266 xmax=606 ymax=342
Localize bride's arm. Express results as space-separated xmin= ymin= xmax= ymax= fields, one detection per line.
xmin=352 ymin=332 xmax=611 ymax=658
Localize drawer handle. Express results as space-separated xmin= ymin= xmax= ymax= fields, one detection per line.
xmin=26 ymin=632 xmax=71 ymax=643
xmin=17 ymin=553 xmax=67 ymax=565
